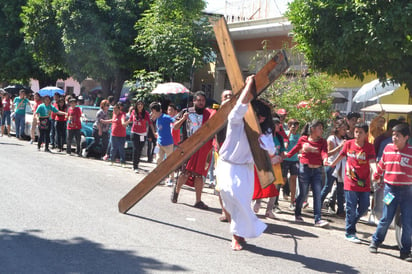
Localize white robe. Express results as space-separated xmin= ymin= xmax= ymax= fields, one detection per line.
xmin=216 ymin=101 xmax=267 ymax=238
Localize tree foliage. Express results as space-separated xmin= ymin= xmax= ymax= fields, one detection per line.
xmin=287 ymin=0 xmax=412 ymax=94
xmin=135 ymin=0 xmax=214 ymax=83
xmin=250 ymin=42 xmax=334 ymax=126
xmin=0 ymin=0 xmax=37 ymax=84
xmin=127 ymin=69 xmax=163 ymax=106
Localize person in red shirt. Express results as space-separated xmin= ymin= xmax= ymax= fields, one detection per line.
xmin=128 ymin=100 xmax=155 ymax=172
xmin=286 ymin=119 xmax=329 ymax=227
xmin=67 ymin=98 xmax=82 ymax=156
xmin=107 ymin=102 xmax=128 ymax=166
xmin=330 ymin=123 xmax=376 ymax=243
xmin=370 ymin=123 xmax=412 ymax=261
xmin=1 ymin=92 xmax=12 ymax=137
xmin=55 ymin=98 xmax=68 ymax=152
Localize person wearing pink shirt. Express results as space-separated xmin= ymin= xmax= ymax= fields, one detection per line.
xmin=1 ymin=93 xmax=12 ymax=137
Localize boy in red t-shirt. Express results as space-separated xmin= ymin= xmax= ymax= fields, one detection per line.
xmin=67 ymin=98 xmax=82 ymax=156
xmin=330 ymin=123 xmax=376 ymax=243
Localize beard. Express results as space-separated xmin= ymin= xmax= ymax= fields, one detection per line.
xmin=194 ymin=105 xmax=204 ymax=114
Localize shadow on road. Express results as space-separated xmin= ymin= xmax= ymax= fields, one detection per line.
xmin=245 ymin=243 xmax=359 ymax=273
xmin=0 ymin=142 xmax=23 ymax=146
xmin=0 ymin=229 xmax=186 ymax=273
xmin=127 ymin=213 xmax=230 ymax=242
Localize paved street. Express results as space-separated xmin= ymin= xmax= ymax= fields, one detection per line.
xmin=0 ymin=136 xmax=409 ymax=273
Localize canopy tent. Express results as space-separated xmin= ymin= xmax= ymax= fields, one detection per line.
xmin=360 ymin=104 xmax=412 ymax=114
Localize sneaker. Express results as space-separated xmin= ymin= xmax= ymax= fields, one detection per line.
xmin=345 ymin=235 xmax=361 ymax=244
xmin=134 ymin=169 xmax=139 ymax=173
xmin=121 ymin=163 xmax=126 ymax=168
xmin=103 ymin=155 xmax=109 ymax=161
xmin=265 ymin=211 xmax=276 ymax=219
xmin=369 ymin=242 xmax=378 ymax=253
xmin=303 ymin=201 xmax=309 ymax=209
xmin=274 ymin=206 xmax=282 ymax=214
xmin=289 ymin=203 xmax=295 ymax=211
xmin=166 ymin=179 xmax=174 ymax=187
xmin=253 ymin=201 xmax=261 ymax=213
xmin=29 ymin=139 xmax=33 ymax=144
xmin=314 ymin=220 xmax=329 ymax=228
xmin=400 ymin=253 xmax=412 ymax=262
xmin=82 ymin=148 xmax=88 ymax=158
xmin=295 ymin=216 xmax=304 ymax=223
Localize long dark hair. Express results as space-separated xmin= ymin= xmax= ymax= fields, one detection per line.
xmin=133 ymin=100 xmax=146 ymax=120
xmin=57 ymin=98 xmax=66 ymax=111
xmin=301 ymin=119 xmax=324 ymax=136
xmin=251 ymin=99 xmax=273 ymax=135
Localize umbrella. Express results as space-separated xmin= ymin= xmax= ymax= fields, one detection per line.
xmin=4 ymin=84 xmax=32 ymax=96
xmin=330 ymin=91 xmax=348 ymax=104
xmin=39 ymin=86 xmax=65 ymax=97
xmin=353 ymin=79 xmax=400 ymax=103
xmin=151 ymin=82 xmax=189 ymax=94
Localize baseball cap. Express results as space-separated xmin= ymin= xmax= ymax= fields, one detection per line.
xmin=277 ymin=108 xmax=287 ymax=115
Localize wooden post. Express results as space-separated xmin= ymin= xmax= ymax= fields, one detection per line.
xmin=118 ymin=18 xmax=289 ymax=213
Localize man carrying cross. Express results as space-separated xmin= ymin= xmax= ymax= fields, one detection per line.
xmin=171 ymin=91 xmax=215 ymax=209
xmin=217 ymin=75 xmax=277 ymax=251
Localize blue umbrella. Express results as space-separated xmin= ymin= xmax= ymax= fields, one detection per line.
xmin=39 ymin=86 xmax=65 ymax=97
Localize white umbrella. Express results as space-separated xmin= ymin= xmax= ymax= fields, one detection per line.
xmin=151 ymin=82 xmax=189 ymax=94
xmin=353 ymin=79 xmax=400 ymax=103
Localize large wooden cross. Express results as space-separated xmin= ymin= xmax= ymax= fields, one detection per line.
xmin=118 ymin=18 xmax=289 ymax=214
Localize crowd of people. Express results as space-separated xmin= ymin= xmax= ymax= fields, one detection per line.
xmin=1 ymin=85 xmax=411 ymax=260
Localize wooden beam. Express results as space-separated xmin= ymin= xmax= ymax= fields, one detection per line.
xmin=213 ymin=17 xmax=275 ymax=188
xmin=118 ymin=50 xmax=289 ymax=213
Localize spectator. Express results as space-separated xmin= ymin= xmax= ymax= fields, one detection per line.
xmin=94 ymin=91 xmax=103 ymax=107
xmin=149 ymin=102 xmax=174 ymax=167
xmin=330 ymin=123 xmax=376 ymax=243
xmin=50 ymin=92 xmax=61 ymax=149
xmin=55 ymin=98 xmax=68 ymax=152
xmin=108 ymin=102 xmax=127 ymax=167
xmin=321 ymin=119 xmax=347 ymax=217
xmin=66 ymin=98 xmax=82 ymax=156
xmin=370 ymin=123 xmax=412 ymax=262
xmin=85 ymin=99 xmax=111 ymax=159
xmin=345 ymin=112 xmax=361 ymax=140
xmin=1 ymin=93 xmax=12 ymax=137
xmin=35 ymin=95 xmax=67 ymax=152
xmin=12 ymin=89 xmax=30 ymax=139
xmin=282 ymin=118 xmax=301 ymax=210
xmin=129 ymin=100 xmax=155 ymax=172
xmin=286 ymin=120 xmax=329 ymax=227
xmin=30 ymin=93 xmax=42 ymax=144
xmin=368 ymin=111 xmax=386 ymax=144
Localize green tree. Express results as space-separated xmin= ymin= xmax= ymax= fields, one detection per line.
xmin=0 ymin=0 xmax=37 ymax=84
xmin=250 ymin=42 xmax=334 ymax=126
xmin=287 ymin=0 xmax=412 ymax=95
xmin=135 ymin=0 xmax=214 ymax=83
xmin=127 ymin=69 xmax=163 ymax=106
xmin=53 ymin=0 xmax=146 ymax=99
xmin=21 ymin=0 xmax=69 ymax=87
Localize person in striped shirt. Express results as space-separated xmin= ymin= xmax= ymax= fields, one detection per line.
xmin=369 ymin=123 xmax=412 ymax=262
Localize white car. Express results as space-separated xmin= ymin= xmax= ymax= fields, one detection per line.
xmin=10 ymin=101 xmax=39 ymax=139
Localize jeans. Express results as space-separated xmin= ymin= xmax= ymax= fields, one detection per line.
xmin=14 ymin=113 xmax=26 ymax=138
xmin=372 ymin=184 xmax=412 ymax=254
xmin=86 ymin=129 xmax=109 ymax=157
xmin=295 ymin=163 xmax=322 ymax=223
xmin=345 ymin=190 xmax=370 ymax=236
xmin=131 ymin=133 xmax=146 ymax=169
xmin=111 ymin=135 xmax=126 ymax=163
xmin=55 ymin=121 xmax=67 ymax=150
xmin=320 ymin=166 xmax=336 ymax=203
xmin=2 ymin=110 xmax=11 ymax=125
xmin=67 ymin=129 xmax=81 ymax=155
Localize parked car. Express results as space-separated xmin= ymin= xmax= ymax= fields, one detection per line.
xmin=10 ymin=101 xmax=39 ymax=140
xmin=78 ymin=105 xmax=133 ymax=158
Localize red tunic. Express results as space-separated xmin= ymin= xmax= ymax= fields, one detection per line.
xmin=253 ymin=168 xmax=279 ymax=199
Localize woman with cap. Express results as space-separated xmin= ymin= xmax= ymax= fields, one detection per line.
xmin=35 ymin=95 xmax=67 ymax=152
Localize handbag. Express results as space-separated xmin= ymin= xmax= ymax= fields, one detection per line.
xmin=272 ymin=163 xmax=284 ymax=185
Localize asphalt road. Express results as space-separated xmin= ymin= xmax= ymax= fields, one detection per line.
xmin=0 ymin=136 xmax=409 ymax=273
